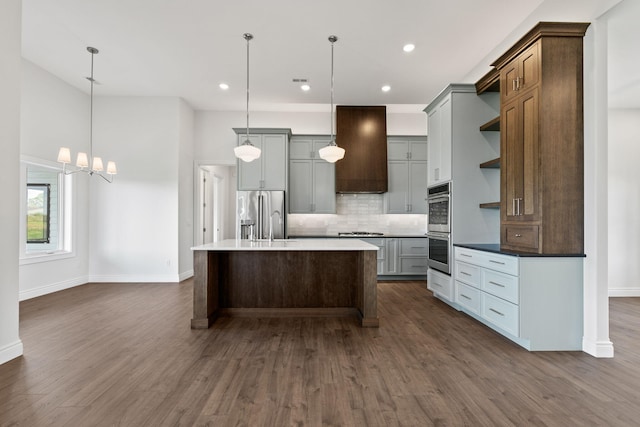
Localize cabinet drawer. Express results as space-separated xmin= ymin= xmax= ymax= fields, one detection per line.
xmin=502 ymin=224 xmax=539 ymax=251
xmin=455 ymin=247 xmax=483 ymax=263
xmin=400 ymin=238 xmax=428 ymax=256
xmin=482 ymin=270 xmax=519 ymax=304
xmin=456 ymin=281 xmax=481 ymax=315
xmin=481 ymin=293 xmax=519 ymax=337
xmin=400 ymin=257 xmax=427 ymax=274
xmin=428 ymin=269 xmax=453 ymax=301
xmin=455 ymin=261 xmax=481 ymax=288
xmin=483 ymin=252 xmax=519 ymax=276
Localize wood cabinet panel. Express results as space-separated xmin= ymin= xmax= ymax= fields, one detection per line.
xmin=335 ymin=106 xmax=388 ymax=193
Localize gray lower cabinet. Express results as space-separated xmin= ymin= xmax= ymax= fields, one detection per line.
xmin=235 ymin=128 xmax=291 ymax=190
xmin=386 ymin=137 xmax=428 ymax=214
xmin=453 ymin=246 xmax=583 ymax=351
xmin=289 ymin=136 xmax=336 ymax=213
xmin=385 ymin=237 xmax=427 ymax=276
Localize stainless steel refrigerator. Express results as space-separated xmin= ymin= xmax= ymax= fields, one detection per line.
xmin=236 ymin=190 xmax=286 ymax=240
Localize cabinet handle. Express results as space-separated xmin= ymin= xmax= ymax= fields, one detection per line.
xmin=433 ymin=282 xmax=442 ymax=288
xmin=512 ymin=198 xmax=516 ymax=216
xmin=411 ymin=247 xmax=423 ymax=249
xmin=460 ymin=294 xmax=472 ymax=300
xmin=489 ymin=260 xmax=505 ymax=265
xmin=411 ymin=265 xmax=424 ymax=268
xmin=461 ymin=271 xmax=472 ymax=277
xmin=515 ymin=234 xmax=522 ymax=238
xmin=512 ymin=79 xmax=517 ymax=91
xmin=489 ymin=308 xmax=505 ymax=317
xmin=488 ymin=281 xmax=505 ymax=288
xmin=460 ymin=253 xmax=472 ymax=258
xmin=407 ymin=152 xmax=411 ymax=160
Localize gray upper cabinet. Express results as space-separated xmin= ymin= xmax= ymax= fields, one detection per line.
xmin=289 ymin=136 xmax=336 ymax=214
xmin=234 ymin=128 xmax=291 ymax=191
xmin=386 ymin=137 xmax=428 ymax=214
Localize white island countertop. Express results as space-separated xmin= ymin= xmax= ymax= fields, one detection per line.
xmin=192 ymin=238 xmax=379 ymax=252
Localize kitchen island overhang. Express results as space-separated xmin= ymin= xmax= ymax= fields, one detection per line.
xmin=191 ymin=239 xmax=380 ymax=328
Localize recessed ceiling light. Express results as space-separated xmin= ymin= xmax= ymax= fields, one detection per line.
xmin=381 ymin=85 xmax=391 ymax=92
xmin=301 ymin=84 xmax=311 ymax=91
xmin=403 ymin=43 xmax=415 ymax=53
xmin=219 ymin=83 xmax=229 ymax=90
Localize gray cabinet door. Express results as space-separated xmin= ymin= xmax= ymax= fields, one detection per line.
xmin=409 ymin=161 xmax=428 ymax=214
xmin=313 ymin=160 xmax=336 ymax=213
xmin=386 ymin=161 xmax=409 ymax=213
xmin=409 ymin=140 xmax=428 ymax=161
xmin=388 ymin=139 xmax=409 ymax=160
xmin=238 ymin=135 xmax=263 ymax=190
xmin=262 ymin=134 xmax=287 ymax=190
xmin=289 ymin=159 xmax=313 ymax=213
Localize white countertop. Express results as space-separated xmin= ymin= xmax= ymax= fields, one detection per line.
xmin=192 ymin=239 xmax=379 ymax=252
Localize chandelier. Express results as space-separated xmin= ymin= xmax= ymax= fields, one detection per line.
xmin=57 ymin=47 xmax=117 ymax=182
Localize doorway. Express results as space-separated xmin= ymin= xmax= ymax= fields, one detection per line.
xmin=195 ymin=164 xmax=237 ymax=246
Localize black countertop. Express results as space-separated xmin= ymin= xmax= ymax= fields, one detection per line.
xmin=454 ymin=243 xmax=586 ymax=258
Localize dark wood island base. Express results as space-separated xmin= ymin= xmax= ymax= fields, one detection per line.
xmin=191 ymin=243 xmax=379 ymax=328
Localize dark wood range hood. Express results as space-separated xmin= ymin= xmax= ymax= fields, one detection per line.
xmin=335 ymin=105 xmax=388 ymax=193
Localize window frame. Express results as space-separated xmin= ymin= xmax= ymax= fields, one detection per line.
xmin=19 ymin=156 xmax=75 ymax=265
xmin=26 ymin=183 xmax=51 ymax=244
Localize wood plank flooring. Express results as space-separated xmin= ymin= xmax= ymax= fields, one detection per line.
xmin=1 ymin=280 xmax=640 ymax=426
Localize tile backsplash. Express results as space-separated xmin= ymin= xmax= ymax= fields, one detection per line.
xmin=288 ymin=194 xmax=427 ymax=236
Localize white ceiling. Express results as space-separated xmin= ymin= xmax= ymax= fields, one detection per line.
xmin=20 ymin=0 xmax=637 ymax=112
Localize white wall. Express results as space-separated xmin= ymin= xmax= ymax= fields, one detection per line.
xmin=89 ymin=97 xmax=190 ymax=283
xmin=0 ymin=0 xmax=23 ymax=365
xmin=608 ymin=109 xmax=640 ymax=296
xmin=178 ymin=99 xmax=195 ymax=280
xmin=19 ymin=60 xmax=91 ymax=299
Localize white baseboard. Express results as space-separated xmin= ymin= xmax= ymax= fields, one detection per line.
xmin=609 ymin=287 xmax=640 ymax=297
xmin=88 ymin=274 xmax=180 ymax=283
xmin=19 ymin=276 xmax=88 ymax=301
xmin=582 ymin=337 xmax=615 ymax=358
xmin=179 ymin=269 xmax=194 ymax=282
xmin=0 ymin=340 xmax=24 ymax=365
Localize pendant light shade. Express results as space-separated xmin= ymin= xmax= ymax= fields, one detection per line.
xmin=319 ymin=35 xmax=345 ymax=163
xmin=57 ymin=47 xmax=117 ymax=182
xmin=234 ymin=33 xmax=261 ymax=163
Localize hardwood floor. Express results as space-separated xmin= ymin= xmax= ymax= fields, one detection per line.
xmin=1 ymin=280 xmax=639 ymax=426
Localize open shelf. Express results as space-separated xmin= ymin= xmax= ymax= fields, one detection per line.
xmin=480 ymin=158 xmax=500 ymax=169
xmin=475 ymin=68 xmax=500 ymax=95
xmin=480 ymin=116 xmax=500 ymax=131
xmin=479 ymin=202 xmax=500 ymax=209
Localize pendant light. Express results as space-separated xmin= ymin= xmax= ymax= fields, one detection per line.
xmin=234 ymin=33 xmax=261 ymax=162
xmin=57 ymin=47 xmax=117 ymax=182
xmin=318 ymin=35 xmax=345 ymax=163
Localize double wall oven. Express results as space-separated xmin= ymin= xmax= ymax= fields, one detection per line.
xmin=427 ymin=182 xmax=451 ymax=274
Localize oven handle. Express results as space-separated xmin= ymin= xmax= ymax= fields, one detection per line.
xmin=426 ymin=233 xmax=450 ymax=241
xmin=428 ymin=195 xmax=450 ymax=204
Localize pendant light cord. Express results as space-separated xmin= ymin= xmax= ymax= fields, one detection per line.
xmin=89 ymin=49 xmax=95 ymax=163
xmin=329 ymin=35 xmax=337 ymax=146
xmin=244 ymin=33 xmax=253 ymax=144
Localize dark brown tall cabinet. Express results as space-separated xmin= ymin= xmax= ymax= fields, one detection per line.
xmin=492 ymin=22 xmax=589 ymax=254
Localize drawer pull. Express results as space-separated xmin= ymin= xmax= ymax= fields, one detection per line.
xmin=460 ymin=253 xmax=472 ymax=258
xmin=411 ymin=246 xmax=424 ymax=249
xmin=489 ymin=260 xmax=506 ymax=265
xmin=411 ymin=265 xmax=425 ymax=268
xmin=488 ymin=281 xmax=505 ymax=288
xmin=460 ymin=271 xmax=472 ymax=276
xmin=433 ymin=283 xmax=442 ymax=288
xmin=460 ymin=294 xmax=472 ymax=300
xmin=489 ymin=308 xmax=505 ymax=317
xmin=515 ymin=234 xmax=522 ymax=238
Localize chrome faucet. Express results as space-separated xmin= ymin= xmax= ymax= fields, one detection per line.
xmin=269 ymin=210 xmax=282 ymax=241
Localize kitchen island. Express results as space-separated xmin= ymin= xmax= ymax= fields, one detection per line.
xmin=191 ymin=239 xmax=379 ymax=328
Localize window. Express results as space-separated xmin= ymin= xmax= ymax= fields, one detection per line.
xmin=27 ymin=183 xmax=51 ymax=244
xmin=20 ymin=157 xmax=74 ymax=263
